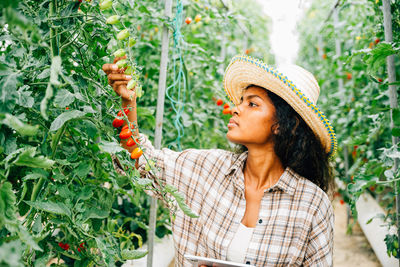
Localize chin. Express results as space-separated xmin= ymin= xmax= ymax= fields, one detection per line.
xmin=226 ymin=131 xmax=243 ymax=145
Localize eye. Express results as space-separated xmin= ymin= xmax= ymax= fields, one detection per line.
xmin=249 ymin=102 xmax=257 ymax=107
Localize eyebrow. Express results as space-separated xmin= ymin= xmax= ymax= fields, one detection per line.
xmin=241 ymin=94 xmax=263 ymax=101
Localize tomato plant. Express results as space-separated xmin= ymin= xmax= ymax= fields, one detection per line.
xmin=0 ymin=0 xmax=274 ymax=265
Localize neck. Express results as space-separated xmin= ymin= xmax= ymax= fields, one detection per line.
xmin=244 ymin=143 xmax=285 ymax=191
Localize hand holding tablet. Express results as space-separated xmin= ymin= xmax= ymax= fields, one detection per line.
xmin=184 ymin=254 xmax=256 ymax=267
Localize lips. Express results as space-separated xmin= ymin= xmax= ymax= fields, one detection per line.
xmin=228 ymin=118 xmax=239 ymax=128
xmin=229 ymin=118 xmax=238 ymax=125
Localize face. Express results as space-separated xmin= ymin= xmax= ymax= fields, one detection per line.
xmin=226 ymin=86 xmax=278 ymax=147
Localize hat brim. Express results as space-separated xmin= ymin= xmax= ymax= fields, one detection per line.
xmin=223 ymin=55 xmax=337 ymax=157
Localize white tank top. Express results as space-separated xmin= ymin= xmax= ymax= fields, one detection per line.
xmin=226 ymin=223 xmax=255 ymax=263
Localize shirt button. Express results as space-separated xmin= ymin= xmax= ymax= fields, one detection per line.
xmin=246 ymin=261 xmax=251 ymax=265
xmin=258 ymin=219 xmax=263 ymax=224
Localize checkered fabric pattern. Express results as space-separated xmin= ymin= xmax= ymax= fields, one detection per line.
xmin=137 ymin=133 xmax=334 ymax=267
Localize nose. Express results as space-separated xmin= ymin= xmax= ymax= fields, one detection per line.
xmin=231 ymin=104 xmax=240 ymax=115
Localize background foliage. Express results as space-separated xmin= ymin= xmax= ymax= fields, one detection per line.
xmin=297 ymin=0 xmax=400 ymax=258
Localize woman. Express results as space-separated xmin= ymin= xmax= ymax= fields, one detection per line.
xmin=102 ymin=55 xmax=337 ymax=266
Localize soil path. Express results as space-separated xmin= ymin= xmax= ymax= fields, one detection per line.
xmin=333 ymin=197 xmax=381 ymax=266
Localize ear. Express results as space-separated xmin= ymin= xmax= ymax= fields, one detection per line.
xmin=272 ymin=124 xmax=280 ymax=135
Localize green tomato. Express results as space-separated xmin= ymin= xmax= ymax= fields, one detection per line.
xmin=393 ymin=248 xmax=398 ymax=257
xmin=127 ymin=79 xmax=137 ymax=90
xmin=106 ymin=15 xmax=120 ymax=25
xmin=124 ymin=66 xmax=136 ymax=75
xmin=99 ymin=0 xmax=113 ymax=11
xmin=117 ymin=29 xmax=130 ymax=40
xmin=394 ymin=240 xmax=399 ymax=249
xmin=116 ymin=59 xmax=127 ymax=69
xmin=113 ymin=49 xmax=126 ymax=57
xmin=128 ymin=37 xmax=137 ymax=47
xmin=136 ymin=84 xmax=143 ymax=98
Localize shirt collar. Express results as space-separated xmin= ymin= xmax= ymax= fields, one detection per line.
xmin=226 ymin=152 xmax=298 ymax=196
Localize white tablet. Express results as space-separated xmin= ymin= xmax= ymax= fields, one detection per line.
xmin=184 ymin=254 xmax=256 ymax=267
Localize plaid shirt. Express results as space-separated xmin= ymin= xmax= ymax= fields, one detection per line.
xmin=137 ymin=133 xmax=334 ymax=267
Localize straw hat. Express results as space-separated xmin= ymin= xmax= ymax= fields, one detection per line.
xmin=223 ymin=55 xmax=337 ymax=157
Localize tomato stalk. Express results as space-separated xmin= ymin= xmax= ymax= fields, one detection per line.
xmin=49 ymin=0 xmax=59 ymax=57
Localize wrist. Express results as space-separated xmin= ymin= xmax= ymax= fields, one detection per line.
xmin=122 ymin=99 xmax=136 ymax=108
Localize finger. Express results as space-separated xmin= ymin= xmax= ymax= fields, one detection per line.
xmin=118 ymin=66 xmax=128 ymax=74
xmin=108 ymin=73 xmax=132 ymax=82
xmin=102 ymin=63 xmax=119 ymax=74
xmin=113 ymin=82 xmax=136 ymax=100
xmin=113 ymin=55 xmax=127 ymax=64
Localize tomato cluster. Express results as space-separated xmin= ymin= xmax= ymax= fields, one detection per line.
xmin=111 ymin=107 xmax=143 ymax=160
xmin=215 ymin=98 xmax=231 ymax=115
xmin=99 ymin=0 xmax=144 ymax=97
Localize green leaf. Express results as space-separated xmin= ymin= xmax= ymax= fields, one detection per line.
xmin=136 ymin=178 xmax=153 ymax=186
xmin=164 ymin=184 xmax=199 ymax=218
xmin=138 ymin=5 xmax=151 ymax=14
xmin=121 ymin=249 xmax=148 ymax=260
xmin=366 ymin=43 xmax=399 ymax=74
xmin=12 ymin=147 xmax=55 ymax=169
xmin=98 ymin=140 xmax=125 ymax=154
xmin=22 ymin=170 xmax=47 ymax=181
xmin=0 ymin=240 xmax=24 ymax=267
xmin=95 ymin=237 xmax=116 ymax=266
xmin=17 ymin=224 xmax=42 ymax=251
xmin=54 ymin=89 xmax=75 ymax=108
xmin=392 ymin=128 xmax=400 ymax=137
xmin=17 ymin=85 xmax=34 ymax=108
xmin=24 ymin=200 xmax=71 ymax=217
xmin=0 ymin=182 xmax=17 ymax=228
xmin=0 ymin=72 xmax=20 ymax=111
xmin=1 ymin=113 xmax=39 ymax=136
xmin=41 ymin=56 xmax=62 ymax=120
xmin=50 ymin=110 xmax=85 ymax=131
xmin=82 ymin=208 xmax=109 ymax=220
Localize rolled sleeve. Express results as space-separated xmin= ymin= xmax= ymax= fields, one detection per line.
xmin=136 ymin=133 xmax=184 ymax=183
xmin=303 ymin=197 xmax=334 ymax=266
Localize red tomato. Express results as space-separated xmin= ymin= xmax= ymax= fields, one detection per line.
xmin=375 ymin=38 xmax=380 ymax=44
xmin=223 ymin=103 xmax=230 ymax=109
xmin=117 ymin=108 xmax=130 ymax=117
xmin=378 ymin=78 xmax=383 ymax=82
xmin=185 ymin=17 xmax=192 ymax=24
xmin=126 ymin=138 xmax=137 ymax=147
xmin=130 ymin=147 xmax=143 ymax=159
xmin=245 ymin=49 xmax=249 ymax=55
xmin=216 ymin=99 xmax=223 ymax=106
xmin=222 ymin=108 xmax=231 ymax=115
xmin=340 ymin=199 xmax=345 ymax=205
xmin=346 ymin=72 xmax=352 ymax=80
xmin=119 ymin=129 xmax=132 ymax=139
xmin=369 ymin=186 xmax=375 ymax=192
xmin=322 ymin=54 xmax=327 ymax=59
xmin=122 ymin=123 xmax=134 ymax=131
xmin=112 ymin=118 xmax=124 ymax=128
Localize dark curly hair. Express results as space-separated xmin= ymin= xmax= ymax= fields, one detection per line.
xmin=236 ymin=85 xmax=334 ymax=196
